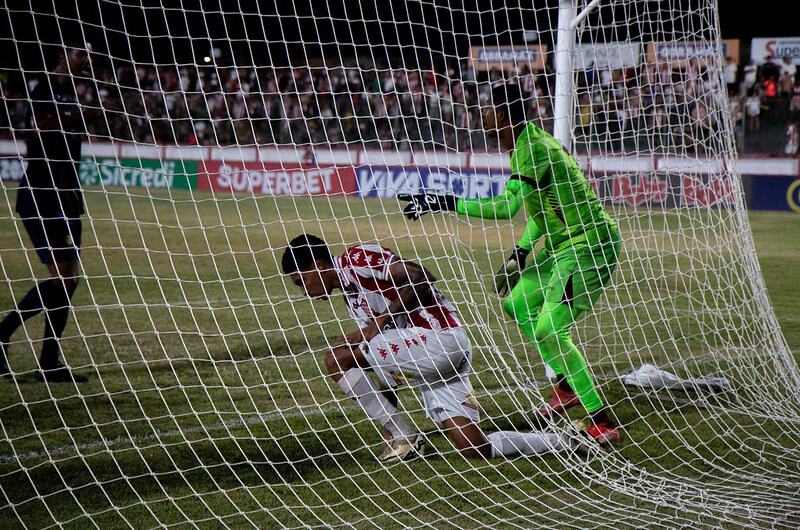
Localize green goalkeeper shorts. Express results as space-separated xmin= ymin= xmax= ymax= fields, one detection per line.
xmin=535 ymin=230 xmax=621 ymax=312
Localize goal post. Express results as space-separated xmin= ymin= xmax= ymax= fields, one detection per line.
xmin=553 ymin=0 xmax=579 ymax=147
xmin=0 ymin=1 xmax=798 ymax=528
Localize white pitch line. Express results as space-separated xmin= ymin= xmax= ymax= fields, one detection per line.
xmin=0 ymin=386 xmax=541 ymax=465
xmin=0 ymin=404 xmax=351 ymax=465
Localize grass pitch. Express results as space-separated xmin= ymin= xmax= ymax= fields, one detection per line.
xmin=0 ymin=186 xmax=798 ymax=528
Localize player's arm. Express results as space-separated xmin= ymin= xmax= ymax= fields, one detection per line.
xmin=359 ymin=258 xmax=434 ymax=342
xmin=29 ymin=90 xmax=85 ymax=131
xmin=398 ymin=178 xmax=526 ymax=221
xmin=31 ymin=83 xmax=117 ymax=131
xmin=456 ymin=180 xmax=525 ymax=219
xmin=31 ymin=95 xmax=110 ymax=133
xmin=494 ymin=217 xmax=543 ymax=296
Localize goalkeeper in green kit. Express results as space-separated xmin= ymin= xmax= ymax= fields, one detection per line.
xmin=399 ymin=83 xmax=621 ymax=445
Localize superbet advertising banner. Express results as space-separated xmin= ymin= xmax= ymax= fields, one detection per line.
xmin=198 ymin=161 xmax=357 ymax=196
xmin=751 ymin=37 xmax=800 ymax=65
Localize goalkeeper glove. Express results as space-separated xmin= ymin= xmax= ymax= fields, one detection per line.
xmin=494 ymin=246 xmax=530 ymax=297
xmin=397 ymin=193 xmax=457 ymax=220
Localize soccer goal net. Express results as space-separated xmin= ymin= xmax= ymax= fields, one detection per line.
xmin=0 ymin=0 xmax=798 ymax=527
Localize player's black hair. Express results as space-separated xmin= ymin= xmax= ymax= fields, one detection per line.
xmin=45 ymin=35 xmax=89 ymax=71
xmin=491 ymin=83 xmax=527 ymax=128
xmin=282 ymin=234 xmax=332 ymax=275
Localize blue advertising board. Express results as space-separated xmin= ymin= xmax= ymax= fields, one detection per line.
xmin=355 ymin=165 xmax=738 ymax=209
xmin=750 ymin=175 xmax=800 ymax=212
xmin=356 ymin=166 xmax=509 ymax=199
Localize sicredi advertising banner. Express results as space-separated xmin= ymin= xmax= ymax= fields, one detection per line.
xmin=751 ymin=37 xmax=800 ymax=65
xmin=79 ymin=158 xmax=198 ymax=189
xmin=198 ymin=161 xmax=357 ymax=195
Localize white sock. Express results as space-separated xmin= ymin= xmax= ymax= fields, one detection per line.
xmin=336 ymin=368 xmax=416 ymax=440
xmin=487 ymin=431 xmax=569 ymax=458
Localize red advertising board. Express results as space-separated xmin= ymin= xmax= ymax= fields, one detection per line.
xmin=682 ymin=176 xmax=735 ymax=207
xmin=199 ymin=160 xmax=358 ymax=196
xmin=613 ymin=174 xmax=668 ymax=206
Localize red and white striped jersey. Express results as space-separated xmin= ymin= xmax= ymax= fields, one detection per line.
xmin=334 ymin=244 xmax=461 ymax=331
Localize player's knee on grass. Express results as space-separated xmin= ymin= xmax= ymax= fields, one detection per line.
xmin=324 ymin=345 xmax=358 ymax=379
xmin=442 ymin=417 xmax=492 ymax=459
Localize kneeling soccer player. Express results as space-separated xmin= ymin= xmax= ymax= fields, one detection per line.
xmin=282 ymin=234 xmax=591 ymax=462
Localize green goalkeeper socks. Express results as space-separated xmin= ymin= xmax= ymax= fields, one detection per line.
xmin=505 ymin=294 xmax=604 ymax=413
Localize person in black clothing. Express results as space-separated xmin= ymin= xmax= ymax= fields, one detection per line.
xmin=0 ymin=41 xmax=102 ymax=383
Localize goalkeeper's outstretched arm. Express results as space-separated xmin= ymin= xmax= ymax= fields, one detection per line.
xmin=398 ymin=178 xmax=526 ymax=221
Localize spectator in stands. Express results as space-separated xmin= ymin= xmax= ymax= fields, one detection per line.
xmin=785 ymin=122 xmax=799 ymax=155
xmin=610 ymin=68 xmax=627 ymax=99
xmin=736 ymin=60 xmax=754 ymax=98
xmin=686 ymin=57 xmax=701 ymax=99
xmin=519 ymin=64 xmax=536 ymax=100
xmin=763 ymin=74 xmax=779 ymax=98
xmin=2 ymin=52 xmax=797 ymax=156
xmin=686 ymin=101 xmax=717 ymax=155
xmin=759 ymin=56 xmax=778 ymax=83
xmin=575 ymin=92 xmax=593 ymax=151
xmin=745 ymin=87 xmax=767 ymax=133
xmin=598 ymin=65 xmax=613 ymax=94
xmin=724 ymin=56 xmax=739 ymax=96
xmin=780 ymin=57 xmax=797 ymax=97
xmin=729 ymin=94 xmax=744 ymax=152
xmin=579 ymin=61 xmax=597 ymax=95
xmin=790 ymin=76 xmax=800 ymax=123
xmin=624 ymin=87 xmax=646 ymax=152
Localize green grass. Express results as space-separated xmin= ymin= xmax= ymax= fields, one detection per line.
xmin=0 ymin=186 xmax=798 ymax=528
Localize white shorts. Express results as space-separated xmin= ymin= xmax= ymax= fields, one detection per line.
xmin=362 ymin=326 xmax=479 ymax=424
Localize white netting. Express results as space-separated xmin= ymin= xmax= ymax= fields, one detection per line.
xmin=0 ymin=1 xmax=798 ymax=528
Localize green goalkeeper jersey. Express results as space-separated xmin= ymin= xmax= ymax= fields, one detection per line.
xmin=456 ymin=122 xmax=617 ymax=255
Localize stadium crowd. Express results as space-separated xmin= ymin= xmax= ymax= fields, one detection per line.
xmin=2 ymin=54 xmax=798 ymax=155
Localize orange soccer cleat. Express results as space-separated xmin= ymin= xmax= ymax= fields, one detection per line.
xmin=539 ymin=387 xmax=581 ymax=419
xmin=586 ymin=422 xmax=621 ymax=445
